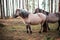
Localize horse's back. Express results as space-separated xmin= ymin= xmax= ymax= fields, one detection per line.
xmin=47 ymin=13 xmax=59 ymax=23
xmin=37 ymin=13 xmax=46 ymax=20
xmin=28 ymin=13 xmax=42 ymax=24
xmin=26 ymin=13 xmax=46 ymax=25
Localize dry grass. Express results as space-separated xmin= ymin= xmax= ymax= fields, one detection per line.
xmin=0 ymin=19 xmax=60 ymax=40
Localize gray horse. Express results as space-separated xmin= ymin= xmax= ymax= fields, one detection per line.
xmin=13 ymin=9 xmax=47 ymax=34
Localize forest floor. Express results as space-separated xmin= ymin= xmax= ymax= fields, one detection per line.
xmin=0 ymin=18 xmax=60 ymax=40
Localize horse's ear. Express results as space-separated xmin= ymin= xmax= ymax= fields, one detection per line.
xmin=15 ymin=9 xmax=21 ymax=15
xmin=16 ymin=9 xmax=20 ymax=13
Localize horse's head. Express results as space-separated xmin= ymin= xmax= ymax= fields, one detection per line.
xmin=13 ymin=9 xmax=20 ymax=18
xmin=13 ymin=9 xmax=30 ymax=18
xmin=34 ymin=8 xmax=43 ymax=14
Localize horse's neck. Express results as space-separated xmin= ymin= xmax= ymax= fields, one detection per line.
xmin=20 ymin=17 xmax=26 ymax=24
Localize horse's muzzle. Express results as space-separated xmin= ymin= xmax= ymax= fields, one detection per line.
xmin=13 ymin=15 xmax=18 ymax=18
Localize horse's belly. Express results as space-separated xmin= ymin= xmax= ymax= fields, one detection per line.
xmin=30 ymin=20 xmax=40 ymax=25
xmin=30 ymin=17 xmax=42 ymax=25
xmin=47 ymin=16 xmax=59 ymax=23
xmin=24 ymin=14 xmax=43 ymax=25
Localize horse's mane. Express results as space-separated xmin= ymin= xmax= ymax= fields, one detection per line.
xmin=34 ymin=8 xmax=43 ymax=14
xmin=17 ymin=9 xmax=30 ymax=18
xmin=43 ymin=10 xmax=49 ymax=15
xmin=34 ymin=8 xmax=49 ymax=15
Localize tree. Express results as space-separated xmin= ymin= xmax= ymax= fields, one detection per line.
xmin=58 ymin=0 xmax=60 ymax=12
xmin=22 ymin=0 xmax=24 ymax=9
xmin=42 ymin=0 xmax=46 ymax=10
xmin=12 ymin=0 xmax=14 ymax=16
xmin=32 ymin=0 xmax=35 ymax=12
xmin=6 ymin=0 xmax=9 ymax=18
xmin=0 ymin=0 xmax=1 ymax=18
xmin=1 ymin=0 xmax=5 ymax=19
xmin=48 ymin=0 xmax=50 ymax=13
xmin=51 ymin=0 xmax=53 ymax=13
xmin=19 ymin=0 xmax=21 ymax=8
xmin=54 ymin=0 xmax=56 ymax=13
xmin=26 ymin=0 xmax=29 ymax=10
xmin=38 ymin=0 xmax=39 ymax=8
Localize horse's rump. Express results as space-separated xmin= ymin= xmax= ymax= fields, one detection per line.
xmin=26 ymin=13 xmax=42 ymax=25
xmin=47 ymin=13 xmax=59 ymax=23
xmin=37 ymin=13 xmax=46 ymax=21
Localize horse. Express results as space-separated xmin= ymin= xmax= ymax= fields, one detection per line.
xmin=13 ymin=9 xmax=47 ymax=34
xmin=34 ymin=8 xmax=60 ymax=31
xmin=46 ymin=12 xmax=60 ymax=31
xmin=33 ymin=8 xmax=43 ymax=14
xmin=34 ymin=8 xmax=49 ymax=15
xmin=34 ymin=8 xmax=49 ymax=31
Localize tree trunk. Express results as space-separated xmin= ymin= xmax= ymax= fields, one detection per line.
xmin=12 ymin=0 xmax=14 ymax=16
xmin=38 ymin=0 xmax=39 ymax=8
xmin=26 ymin=0 xmax=29 ymax=10
xmin=32 ymin=0 xmax=35 ymax=12
xmin=19 ymin=0 xmax=21 ymax=8
xmin=22 ymin=0 xmax=24 ymax=9
xmin=1 ymin=0 xmax=5 ymax=19
xmin=48 ymin=0 xmax=50 ymax=13
xmin=44 ymin=0 xmax=45 ymax=10
xmin=59 ymin=0 xmax=60 ymax=12
xmin=0 ymin=0 xmax=1 ymax=18
xmin=6 ymin=0 xmax=9 ymax=18
xmin=51 ymin=0 xmax=53 ymax=13
xmin=54 ymin=0 xmax=56 ymax=13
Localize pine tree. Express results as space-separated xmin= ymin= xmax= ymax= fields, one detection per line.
xmin=51 ymin=0 xmax=53 ymax=13
xmin=1 ymin=0 xmax=5 ymax=19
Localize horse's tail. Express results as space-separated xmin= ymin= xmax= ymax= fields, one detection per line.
xmin=43 ymin=21 xmax=50 ymax=32
xmin=57 ymin=20 xmax=60 ymax=31
xmin=43 ymin=21 xmax=47 ymax=32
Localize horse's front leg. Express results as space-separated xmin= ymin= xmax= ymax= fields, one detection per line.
xmin=39 ymin=23 xmax=43 ymax=33
xmin=57 ymin=21 xmax=60 ymax=31
xmin=26 ymin=24 xmax=32 ymax=34
xmin=26 ymin=25 xmax=29 ymax=33
xmin=43 ymin=21 xmax=48 ymax=32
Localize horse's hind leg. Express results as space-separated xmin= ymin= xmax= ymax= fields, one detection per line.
xmin=26 ymin=25 xmax=29 ymax=33
xmin=28 ymin=25 xmax=32 ymax=34
xmin=39 ymin=22 xmax=43 ymax=33
xmin=39 ymin=25 xmax=43 ymax=33
xmin=57 ymin=21 xmax=60 ymax=31
xmin=43 ymin=21 xmax=50 ymax=32
xmin=43 ymin=21 xmax=47 ymax=32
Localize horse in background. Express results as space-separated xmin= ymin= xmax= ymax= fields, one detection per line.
xmin=34 ymin=8 xmax=60 ymax=31
xmin=33 ymin=8 xmax=43 ymax=14
xmin=13 ymin=9 xmax=47 ymax=34
xmin=34 ymin=8 xmax=49 ymax=15
xmin=47 ymin=12 xmax=60 ymax=31
xmin=34 ymin=8 xmax=49 ymax=32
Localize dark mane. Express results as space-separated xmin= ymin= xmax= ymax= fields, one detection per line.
xmin=34 ymin=8 xmax=43 ymax=14
xmin=34 ymin=8 xmax=49 ymax=15
xmin=43 ymin=10 xmax=49 ymax=15
xmin=19 ymin=9 xmax=30 ymax=18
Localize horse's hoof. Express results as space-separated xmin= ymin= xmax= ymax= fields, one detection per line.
xmin=48 ymin=29 xmax=50 ymax=30
xmin=43 ymin=30 xmax=47 ymax=32
xmin=30 ymin=31 xmax=32 ymax=34
xmin=39 ymin=31 xmax=41 ymax=33
xmin=27 ymin=31 xmax=29 ymax=33
xmin=57 ymin=29 xmax=59 ymax=31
